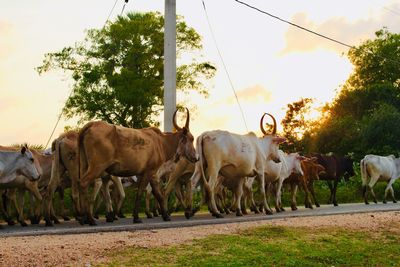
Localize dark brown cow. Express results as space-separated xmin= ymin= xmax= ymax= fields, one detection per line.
xmin=285 ymin=157 xmax=325 ymax=210
xmin=311 ymin=154 xmax=355 ymax=206
xmin=78 ymin=108 xmax=197 ymax=224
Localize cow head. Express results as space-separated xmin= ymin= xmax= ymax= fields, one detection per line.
xmin=260 ymin=113 xmax=286 ymax=163
xmin=292 ymin=154 xmax=305 ymax=176
xmin=342 ymin=156 xmax=355 ymax=181
xmin=173 ymin=108 xmax=198 ymax=164
xmin=17 ymin=145 xmax=41 ymax=181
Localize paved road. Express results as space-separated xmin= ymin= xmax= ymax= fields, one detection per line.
xmin=1 ymin=202 xmax=399 ymax=237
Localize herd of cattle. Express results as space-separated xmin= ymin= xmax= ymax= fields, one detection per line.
xmin=0 ymin=109 xmax=399 ymax=227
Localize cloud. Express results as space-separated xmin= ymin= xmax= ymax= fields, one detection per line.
xmin=0 ymin=20 xmax=15 ymax=60
xmin=280 ymin=4 xmax=400 ymax=55
xmin=225 ymin=84 xmax=273 ymax=105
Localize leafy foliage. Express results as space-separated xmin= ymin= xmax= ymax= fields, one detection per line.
xmin=37 ymin=12 xmax=216 ymax=128
xmin=299 ymin=28 xmax=400 ymax=159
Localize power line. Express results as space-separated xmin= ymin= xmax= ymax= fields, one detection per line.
xmin=233 ymin=0 xmax=354 ymax=49
xmin=233 ymin=0 xmax=400 ymax=66
xmin=105 ymin=0 xmax=120 ymax=26
xmin=201 ymin=0 xmax=249 ymax=132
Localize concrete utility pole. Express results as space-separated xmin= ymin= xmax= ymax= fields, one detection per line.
xmin=164 ymin=0 xmax=176 ymax=132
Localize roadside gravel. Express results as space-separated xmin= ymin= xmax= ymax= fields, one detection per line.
xmin=1 ymin=211 xmax=399 ymax=266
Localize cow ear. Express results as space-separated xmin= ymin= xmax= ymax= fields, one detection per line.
xmin=272 ymin=137 xmax=286 ymax=144
xmin=21 ymin=146 xmax=27 ymax=155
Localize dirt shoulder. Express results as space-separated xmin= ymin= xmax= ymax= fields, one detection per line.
xmin=1 ymin=211 xmax=399 ymax=266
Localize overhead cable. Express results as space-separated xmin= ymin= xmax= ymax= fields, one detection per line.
xmin=201 ymin=0 xmax=249 ymax=132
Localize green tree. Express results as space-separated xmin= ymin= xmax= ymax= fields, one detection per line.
xmin=303 ymin=29 xmax=400 ymax=159
xmin=37 ymin=12 xmax=216 ymax=128
xmin=281 ymin=98 xmax=313 ymax=152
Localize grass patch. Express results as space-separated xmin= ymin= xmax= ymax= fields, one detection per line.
xmin=102 ymin=225 xmax=400 ymax=266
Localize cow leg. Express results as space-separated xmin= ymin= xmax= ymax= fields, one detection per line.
xmin=13 ymin=189 xmax=28 ymax=227
xmin=326 ymin=180 xmax=334 ymax=204
xmin=163 ymin=174 xmax=179 ymax=214
xmin=133 ymin=176 xmax=148 ymax=223
xmin=111 ymin=176 xmax=126 ymax=218
xmin=384 ymin=178 xmax=397 ymax=204
xmin=362 ymin=185 xmax=369 ymax=205
xmin=71 ymin=176 xmax=81 ymax=218
xmin=183 ymin=179 xmax=194 ymax=219
xmin=0 ymin=190 xmax=15 ymax=226
xmin=332 ymin=179 xmax=339 ymax=206
xmin=148 ymin=173 xmax=170 ymax=222
xmin=275 ymin=179 xmax=285 ymax=212
xmin=290 ymin=183 xmax=298 ymax=211
xmin=206 ymin=168 xmax=223 ymax=218
xmin=100 ymin=180 xmax=115 ymax=222
xmin=302 ymin=180 xmax=313 ymax=209
xmin=233 ymin=179 xmax=244 ymax=216
xmin=308 ymin=180 xmax=320 ymax=208
xmin=58 ymin=188 xmax=70 ymax=221
xmin=144 ymin=184 xmax=153 ymax=218
xmin=258 ymin=174 xmax=273 ymax=215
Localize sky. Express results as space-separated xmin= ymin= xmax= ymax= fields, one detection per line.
xmin=0 ymin=0 xmax=399 ymax=147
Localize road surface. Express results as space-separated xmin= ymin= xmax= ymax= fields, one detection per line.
xmin=1 ymin=202 xmax=399 ymax=237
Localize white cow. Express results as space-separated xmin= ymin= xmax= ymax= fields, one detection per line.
xmin=191 ymin=113 xmax=285 ymax=218
xmin=0 ymin=146 xmax=40 ymax=184
xmin=361 ymin=154 xmax=400 ymax=204
xmin=264 ymin=150 xmax=304 ymax=212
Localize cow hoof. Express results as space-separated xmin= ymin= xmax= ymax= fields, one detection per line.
xmin=106 ymin=212 xmax=115 ymax=223
xmin=365 ymin=201 xmax=369 ymax=205
xmin=45 ymin=220 xmax=54 ymax=227
xmin=63 ymin=216 xmax=71 ymax=221
xmin=383 ymin=200 xmax=387 ymax=204
xmin=333 ymin=203 xmax=338 ymax=207
xmin=94 ymin=215 xmax=99 ymax=219
xmin=7 ymin=220 xmax=16 ymax=226
xmin=315 ymin=203 xmax=320 ymax=208
xmin=265 ymin=209 xmax=273 ymax=215
xmin=185 ymin=210 xmax=192 ymax=219
xmin=373 ymin=200 xmax=378 ymax=204
xmin=280 ymin=207 xmax=286 ymax=212
xmin=20 ymin=221 xmax=28 ymax=227
xmin=275 ymin=208 xmax=281 ymax=213
xmin=393 ymin=200 xmax=397 ymax=203
xmin=30 ymin=216 xmax=40 ymax=225
xmin=88 ymin=220 xmax=97 ymax=226
xmin=133 ymin=218 xmax=142 ymax=224
xmin=118 ymin=212 xmax=126 ymax=218
xmin=236 ymin=211 xmax=243 ymax=217
xmin=146 ymin=213 xmax=153 ymax=219
xmin=215 ymin=213 xmax=224 ymax=218
xmin=162 ymin=215 xmax=171 ymax=222
xmin=291 ymin=206 xmax=298 ymax=211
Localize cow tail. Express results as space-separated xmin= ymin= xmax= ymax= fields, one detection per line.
xmin=360 ymin=159 xmax=368 ymax=186
xmin=48 ymin=139 xmax=61 ymax=195
xmin=78 ymin=122 xmax=93 ymax=185
xmin=198 ymin=134 xmax=208 ymax=186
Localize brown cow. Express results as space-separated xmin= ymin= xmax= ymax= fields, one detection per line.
xmin=78 ymin=108 xmax=197 ymax=224
xmin=284 ymin=157 xmax=325 ymax=210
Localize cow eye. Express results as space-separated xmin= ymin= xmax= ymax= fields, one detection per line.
xmin=30 ymin=158 xmax=34 ymax=163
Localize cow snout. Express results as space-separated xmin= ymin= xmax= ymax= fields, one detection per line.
xmin=30 ymin=174 xmax=41 ymax=181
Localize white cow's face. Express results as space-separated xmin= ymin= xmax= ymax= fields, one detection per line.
xmin=17 ymin=147 xmax=40 ymax=181
xmin=267 ymin=136 xmax=286 ymax=163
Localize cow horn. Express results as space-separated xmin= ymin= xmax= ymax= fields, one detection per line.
xmin=260 ymin=113 xmax=277 ymax=135
xmin=184 ymin=108 xmax=190 ymax=129
xmin=172 ymin=109 xmax=182 ymax=131
xmin=260 ymin=113 xmax=268 ymax=136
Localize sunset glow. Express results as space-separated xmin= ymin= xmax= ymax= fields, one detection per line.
xmin=1 ymin=0 xmax=399 ymax=146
